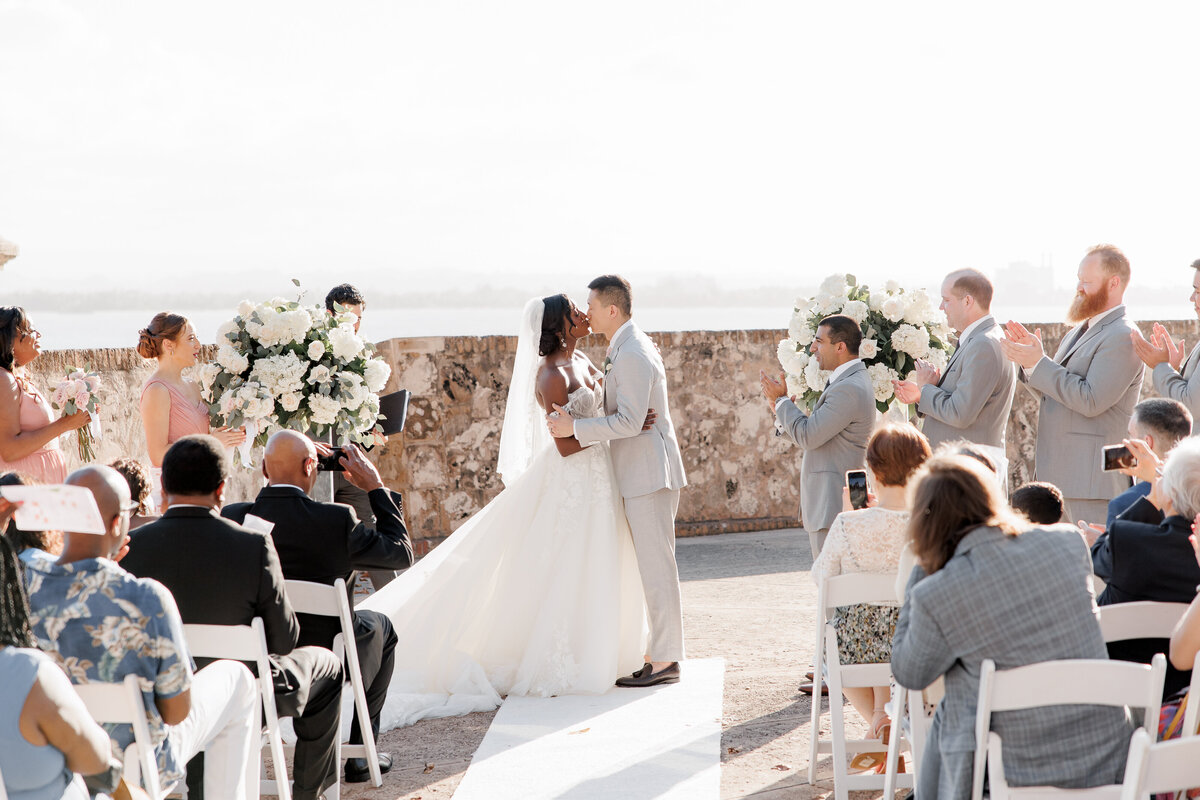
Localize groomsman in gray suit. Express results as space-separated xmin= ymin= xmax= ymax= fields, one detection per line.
xmin=548 ymin=275 xmax=688 ymax=688
xmin=893 ymin=269 xmax=1017 ymax=464
xmin=1131 ymin=258 xmax=1200 ymax=424
xmin=760 ymin=315 xmax=876 ymax=558
xmin=1002 ymin=244 xmax=1144 ymax=524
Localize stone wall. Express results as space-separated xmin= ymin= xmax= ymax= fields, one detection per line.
xmin=23 ymin=318 xmax=1200 ymax=549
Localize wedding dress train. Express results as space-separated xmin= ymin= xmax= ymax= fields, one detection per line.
xmin=359 ymin=383 xmax=649 ymax=731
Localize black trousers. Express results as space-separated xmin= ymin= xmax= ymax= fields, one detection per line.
xmin=333 ymin=476 xmax=399 ymax=590
xmin=349 ymin=609 xmax=397 ymax=746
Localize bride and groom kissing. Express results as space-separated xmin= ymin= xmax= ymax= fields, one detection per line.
xmin=363 ymin=274 xmax=688 ymax=730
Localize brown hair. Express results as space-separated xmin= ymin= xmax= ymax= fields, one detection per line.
xmin=137 ymin=312 xmax=189 ymax=359
xmin=947 ymin=268 xmax=994 ymax=311
xmin=907 ymin=454 xmax=1025 ymax=573
xmin=0 ymin=307 xmax=29 ymax=372
xmin=866 ymin=424 xmax=932 ymax=487
xmin=1086 ymin=244 xmax=1131 ymax=287
xmin=108 ymin=458 xmax=153 ymax=515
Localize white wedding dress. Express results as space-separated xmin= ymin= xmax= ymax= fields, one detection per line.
xmin=360 ymin=380 xmax=649 ymax=731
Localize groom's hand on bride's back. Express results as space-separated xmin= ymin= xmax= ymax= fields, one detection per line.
xmin=642 ymin=408 xmax=657 ymax=431
xmin=339 ymin=444 xmax=386 ymax=492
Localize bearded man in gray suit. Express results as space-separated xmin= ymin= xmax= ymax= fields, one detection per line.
xmin=548 ymin=275 xmax=688 ymax=688
xmin=1131 ymin=258 xmax=1200 ymax=424
xmin=893 ymin=269 xmax=1017 ymax=470
xmin=760 ymin=314 xmax=876 ymax=558
xmin=1002 ymin=244 xmax=1144 ymax=525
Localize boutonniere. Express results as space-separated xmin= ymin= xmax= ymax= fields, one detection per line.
xmin=604 ymin=357 xmax=612 ymax=374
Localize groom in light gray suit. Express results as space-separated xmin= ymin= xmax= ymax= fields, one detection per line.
xmin=548 ymin=275 xmax=688 ymax=688
xmin=893 ymin=269 xmax=1016 ymax=458
xmin=1002 ymin=244 xmax=1144 ymax=524
xmin=1132 ymin=259 xmax=1200 ymax=425
xmin=761 ymin=314 xmax=876 ymax=558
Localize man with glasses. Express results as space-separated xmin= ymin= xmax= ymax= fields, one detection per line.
xmin=23 ymin=465 xmax=261 ymax=798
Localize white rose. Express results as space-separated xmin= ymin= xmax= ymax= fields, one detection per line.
xmin=364 ymin=358 xmax=391 ymax=393
xmin=881 ymin=296 xmax=906 ymax=323
xmin=237 ymin=300 xmax=256 ymax=317
xmin=307 ymin=365 xmax=333 ymax=386
xmin=840 ymin=299 xmax=869 ymax=323
xmin=216 ymin=344 xmax=249 ymax=375
xmin=859 ymin=338 xmax=879 ymax=360
xmin=804 ymin=356 xmax=830 ymax=393
xmin=279 ymin=392 xmax=302 ymax=412
xmin=307 ymin=340 xmax=326 ymax=362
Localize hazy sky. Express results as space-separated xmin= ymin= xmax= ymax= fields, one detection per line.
xmin=3 ymin=1 xmax=1200 ymax=301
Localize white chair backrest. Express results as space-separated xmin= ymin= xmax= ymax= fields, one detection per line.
xmin=0 ymin=759 xmax=8 ymax=800
xmin=1118 ymin=726 xmax=1200 ymax=798
xmin=820 ymin=573 xmax=899 ymax=613
xmin=1182 ymin=651 xmax=1200 ymax=740
xmin=1098 ymin=601 xmax=1190 ymax=643
xmin=972 ymin=655 xmax=1166 ymax=800
xmin=74 ymin=674 xmax=163 ymax=799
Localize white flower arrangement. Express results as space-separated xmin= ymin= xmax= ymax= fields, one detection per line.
xmin=777 ymin=273 xmax=954 ymax=413
xmin=198 ymin=288 xmax=394 ymax=453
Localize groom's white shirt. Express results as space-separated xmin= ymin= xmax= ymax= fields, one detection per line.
xmin=573 ymin=320 xmax=687 ymax=499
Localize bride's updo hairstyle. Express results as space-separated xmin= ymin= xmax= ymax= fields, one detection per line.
xmin=538 ymin=294 xmax=572 ymax=357
xmin=137 ymin=312 xmax=189 ymax=360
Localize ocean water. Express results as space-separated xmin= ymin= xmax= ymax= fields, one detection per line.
xmin=25 ymin=303 xmax=1199 ymax=351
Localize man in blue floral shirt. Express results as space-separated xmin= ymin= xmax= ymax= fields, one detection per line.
xmin=24 ymin=465 xmax=260 ymax=799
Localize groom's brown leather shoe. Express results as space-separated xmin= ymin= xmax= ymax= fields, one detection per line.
xmin=615 ymin=662 xmax=680 ymax=687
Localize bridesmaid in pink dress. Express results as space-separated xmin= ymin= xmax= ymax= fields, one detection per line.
xmin=137 ymin=312 xmax=244 ymax=509
xmin=0 ymin=308 xmax=90 ymax=484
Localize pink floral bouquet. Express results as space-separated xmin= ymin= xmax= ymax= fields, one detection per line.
xmin=50 ymin=368 xmax=102 ymax=462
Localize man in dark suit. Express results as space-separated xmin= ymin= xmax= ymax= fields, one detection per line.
xmin=1103 ymin=398 xmax=1192 ymax=529
xmin=1091 ymin=437 xmax=1200 ymax=698
xmin=223 ymin=430 xmax=413 ymax=783
xmin=121 ymin=435 xmax=345 ymax=800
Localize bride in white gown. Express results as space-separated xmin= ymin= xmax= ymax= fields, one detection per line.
xmin=359 ymin=294 xmax=649 ymax=731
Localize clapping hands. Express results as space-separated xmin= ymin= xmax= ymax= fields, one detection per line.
xmin=1132 ymin=323 xmax=1186 ymax=370
xmin=1000 ymin=321 xmax=1045 ymax=369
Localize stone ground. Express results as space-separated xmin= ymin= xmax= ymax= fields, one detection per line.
xmin=339 ymin=528 xmax=902 ymax=800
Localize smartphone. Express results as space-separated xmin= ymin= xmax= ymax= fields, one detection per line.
xmin=316 ymin=446 xmax=347 ymax=472
xmin=846 ymin=469 xmax=869 ymax=510
xmin=1101 ymin=444 xmax=1137 ymax=472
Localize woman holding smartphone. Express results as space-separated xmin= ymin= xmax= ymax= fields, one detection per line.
xmin=811 ymin=423 xmax=932 ymax=773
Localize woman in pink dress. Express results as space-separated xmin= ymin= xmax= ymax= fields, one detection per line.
xmin=0 ymin=308 xmax=89 ymax=484
xmin=137 ymin=312 xmax=244 ymax=509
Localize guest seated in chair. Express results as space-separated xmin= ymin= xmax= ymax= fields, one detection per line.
xmin=23 ymin=465 xmax=260 ymax=799
xmin=892 ymin=454 xmax=1135 ymax=798
xmin=223 ymin=430 xmax=413 ymax=783
xmin=1010 ymin=481 xmax=1064 ymax=525
xmin=1104 ymin=397 xmax=1191 ymax=529
xmin=122 ymin=435 xmax=345 ymax=800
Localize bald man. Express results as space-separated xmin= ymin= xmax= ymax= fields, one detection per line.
xmin=24 ymin=466 xmax=260 ymax=798
xmin=223 ymin=431 xmax=412 ymax=783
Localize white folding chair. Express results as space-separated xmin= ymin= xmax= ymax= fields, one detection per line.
xmin=74 ymin=673 xmax=166 ymax=799
xmin=1098 ymin=601 xmax=1191 ymax=644
xmin=1118 ymin=726 xmax=1200 ymax=798
xmin=810 ymin=573 xmax=914 ymax=797
xmin=1180 ymin=651 xmax=1200 ymax=740
xmin=285 ymin=578 xmax=382 ymax=795
xmin=183 ymin=618 xmax=291 ymax=800
xmin=882 ymin=683 xmax=936 ymax=797
xmin=972 ymin=654 xmax=1166 ymax=800
xmin=0 ymin=761 xmax=8 ymax=800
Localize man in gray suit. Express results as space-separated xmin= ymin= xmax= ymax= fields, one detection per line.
xmin=1002 ymin=244 xmax=1144 ymax=524
xmin=548 ymin=275 xmax=688 ymax=688
xmin=892 ymin=269 xmax=1016 ymax=463
xmin=1131 ymin=258 xmax=1200 ymax=424
xmin=760 ymin=314 xmax=876 ymax=558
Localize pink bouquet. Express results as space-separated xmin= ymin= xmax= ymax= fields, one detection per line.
xmin=50 ymin=368 xmax=102 ymax=462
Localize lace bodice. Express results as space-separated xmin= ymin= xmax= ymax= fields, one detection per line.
xmin=563 ymin=382 xmax=604 ymax=420
xmin=812 ymin=507 xmax=910 ymax=606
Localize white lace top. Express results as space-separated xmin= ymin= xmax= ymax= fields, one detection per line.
xmin=812 ymin=507 xmax=910 ymax=607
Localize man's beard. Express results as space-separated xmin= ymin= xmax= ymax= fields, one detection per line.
xmin=1067 ymin=284 xmax=1111 ymax=323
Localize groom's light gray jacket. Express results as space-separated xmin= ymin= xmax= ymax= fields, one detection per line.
xmin=574 ymin=323 xmax=687 ymax=499
xmin=776 ymin=360 xmax=875 ymax=534
xmin=917 ymin=317 xmax=1017 ymax=449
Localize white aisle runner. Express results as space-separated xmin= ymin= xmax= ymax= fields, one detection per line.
xmin=452 ymin=658 xmax=724 ymax=800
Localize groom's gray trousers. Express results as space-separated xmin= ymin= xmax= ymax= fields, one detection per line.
xmin=623 ymin=487 xmax=685 ymax=663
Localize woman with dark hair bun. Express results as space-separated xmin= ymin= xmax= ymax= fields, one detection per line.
xmin=137 ymin=312 xmax=244 ymax=511
xmin=0 ymin=307 xmax=90 ymax=484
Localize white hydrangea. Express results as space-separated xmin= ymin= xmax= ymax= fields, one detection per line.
xmin=250 ymin=351 xmax=307 ymax=397
xmin=785 ymin=373 xmax=807 ymax=398
xmin=193 ymin=363 xmax=222 ymax=402
xmin=307 ymin=365 xmax=333 ymax=387
xmin=216 ymin=344 xmax=249 ymax=375
xmin=776 ymin=340 xmax=809 ymax=376
xmin=336 ymin=371 xmax=370 ymax=410
xmin=902 ymin=291 xmax=937 ymax=325
xmin=840 ymin=299 xmax=869 ymax=323
xmin=246 ymin=306 xmax=312 ymax=348
xmin=881 ymin=296 xmax=907 ymax=323
xmin=279 ymin=392 xmax=302 ymax=412
xmin=891 ymin=324 xmax=931 ymax=359
xmin=789 ymin=315 xmax=815 ymax=346
xmin=308 ymin=394 xmax=342 ymax=426
xmin=237 ymin=300 xmax=256 ymax=317
xmin=926 ymin=347 xmax=949 ymax=372
xmin=867 ymin=290 xmax=889 ymax=312
xmin=364 ymin=358 xmax=391 ymax=393
xmin=859 ymin=338 xmax=879 ymax=360
xmin=884 ymin=279 xmax=901 ymax=293
xmin=216 ymin=319 xmax=240 ymax=343
xmin=866 ymin=362 xmax=899 ymax=403
xmin=804 ymin=356 xmax=830 ymax=393
xmin=819 ymin=274 xmax=848 ymax=296
xmin=814 ymin=292 xmax=843 ymax=316
xmin=328 ymin=323 xmax=365 ymax=362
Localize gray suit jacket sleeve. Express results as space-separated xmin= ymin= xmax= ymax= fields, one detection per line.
xmin=775 ymin=381 xmax=861 ymax=451
xmin=891 ymin=566 xmax=956 ymax=691
xmin=573 ymin=350 xmax=652 ymax=445
xmin=917 ymin=337 xmax=1004 ymax=428
xmin=1027 ymin=331 xmax=1141 ymax=418
xmin=1154 ymin=361 xmax=1200 ymax=418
